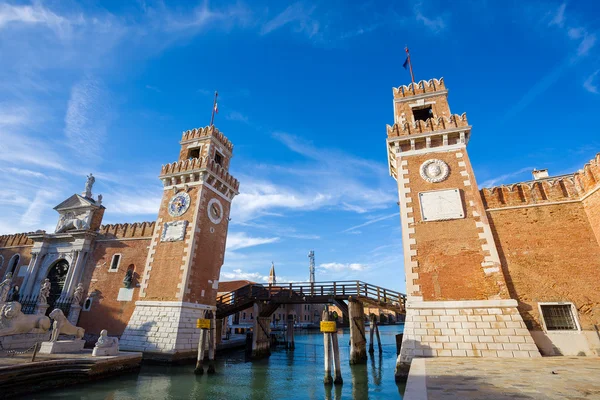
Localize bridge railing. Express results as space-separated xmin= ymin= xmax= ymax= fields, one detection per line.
xmin=216 ymin=280 xmax=406 ymax=311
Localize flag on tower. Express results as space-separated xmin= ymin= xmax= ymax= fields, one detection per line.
xmin=403 ymin=46 xmax=415 ymax=85
xmin=210 ymin=91 xmax=219 ymax=127
xmin=214 ymin=99 xmax=219 ymax=114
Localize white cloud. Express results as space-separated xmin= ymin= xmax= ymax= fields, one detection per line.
xmin=20 ymin=189 xmax=58 ymax=227
xmin=479 ymin=167 xmax=534 ymax=188
xmin=64 ymin=77 xmax=111 ymax=161
xmin=162 ymin=2 xmax=253 ymax=32
xmin=342 ymin=212 xmax=400 ymax=233
xmin=232 ymin=178 xmax=332 ymax=223
xmin=226 ymin=111 xmax=249 ymax=124
xmin=549 ymin=3 xmax=567 ymax=27
xmin=220 ymin=268 xmax=268 ymax=282
xmin=102 ymin=190 xmax=161 ymax=216
xmin=226 ymin=232 xmax=280 ymax=251
xmin=413 ymin=2 xmax=447 ymax=33
xmin=319 ymin=263 xmax=368 ymax=272
xmin=584 ymin=70 xmax=600 ymax=94
xmin=261 ymin=3 xmax=319 ymax=38
xmin=0 ymin=2 xmax=80 ymax=36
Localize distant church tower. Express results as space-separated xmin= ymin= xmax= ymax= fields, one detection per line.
xmin=387 ymin=79 xmax=539 ymax=380
xmin=120 ymin=125 xmax=239 ymax=358
xmin=269 ymin=262 xmax=276 ymax=285
xmin=308 ymin=250 xmax=315 ymax=283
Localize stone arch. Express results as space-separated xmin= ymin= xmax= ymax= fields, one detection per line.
xmin=6 ymin=254 xmax=20 ymax=277
xmin=45 ymin=259 xmax=70 ymax=311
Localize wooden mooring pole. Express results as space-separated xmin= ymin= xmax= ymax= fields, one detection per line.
xmin=322 ymin=310 xmax=343 ymax=386
xmin=369 ymin=314 xmax=375 ymax=354
xmin=375 ymin=319 xmax=382 ymax=354
xmin=207 ymin=313 xmax=216 ymax=374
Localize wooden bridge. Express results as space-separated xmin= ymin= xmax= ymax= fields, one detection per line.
xmin=215 ymin=280 xmax=405 ymax=362
xmin=215 ymin=280 xmax=406 ymax=320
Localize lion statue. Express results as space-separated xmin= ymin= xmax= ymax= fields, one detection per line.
xmin=0 ymin=302 xmax=51 ymax=336
xmin=49 ymin=309 xmax=85 ymax=341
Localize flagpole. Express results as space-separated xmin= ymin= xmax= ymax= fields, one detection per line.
xmin=405 ymin=47 xmax=415 ymax=86
xmin=210 ymin=91 xmax=218 ymax=127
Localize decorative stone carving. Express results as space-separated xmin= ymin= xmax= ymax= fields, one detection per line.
xmin=0 ymin=272 xmax=12 ymax=304
xmin=167 ymin=192 xmax=191 ymax=217
xmin=161 ymin=220 xmax=188 ymax=242
xmin=83 ymin=173 xmax=95 ymax=198
xmin=0 ymin=302 xmax=51 ymax=336
xmin=49 ymin=309 xmax=85 ymax=341
xmin=38 ymin=278 xmax=51 ymax=306
xmin=56 ymin=211 xmax=90 ymax=233
xmin=92 ymin=329 xmax=119 ymax=356
xmin=72 ymin=283 xmax=84 ymax=305
xmin=420 ymin=159 xmax=450 ymax=183
xmin=97 ymin=194 xmax=103 ymax=206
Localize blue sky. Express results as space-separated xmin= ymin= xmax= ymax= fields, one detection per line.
xmin=0 ymin=1 xmax=599 ymax=292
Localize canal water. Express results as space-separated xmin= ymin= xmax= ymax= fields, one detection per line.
xmin=24 ymin=325 xmax=405 ymax=400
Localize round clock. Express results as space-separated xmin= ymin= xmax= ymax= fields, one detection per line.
xmin=207 ymin=198 xmax=223 ymax=224
xmin=168 ymin=192 xmax=191 ymax=217
xmin=420 ymin=159 xmax=450 ymax=183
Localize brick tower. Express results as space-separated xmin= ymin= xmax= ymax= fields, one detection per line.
xmin=120 ymin=126 xmax=239 ymax=359
xmin=386 ymin=79 xmax=539 ymax=380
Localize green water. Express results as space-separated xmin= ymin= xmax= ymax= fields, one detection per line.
xmin=23 ymin=325 xmax=405 ymax=400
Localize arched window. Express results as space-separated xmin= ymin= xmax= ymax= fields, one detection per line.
xmin=7 ymin=254 xmax=20 ymax=276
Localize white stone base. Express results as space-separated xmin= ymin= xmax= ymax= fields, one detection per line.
xmin=92 ymin=345 xmax=119 ymax=356
xmin=0 ymin=332 xmax=51 ymax=350
xmin=119 ymin=301 xmax=215 ymax=355
xmin=39 ymin=339 xmax=85 ymax=354
xmin=397 ymin=299 xmax=541 ymax=373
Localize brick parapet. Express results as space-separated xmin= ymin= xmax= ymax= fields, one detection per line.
xmin=159 ymin=156 xmax=240 ymax=192
xmin=481 ymin=153 xmax=600 ymax=210
xmin=180 ymin=126 xmax=233 ymax=154
xmin=393 ymin=78 xmax=446 ymax=99
xmin=97 ymin=222 xmax=156 ymax=239
xmin=386 ymin=113 xmax=469 ymax=138
xmin=0 ymin=233 xmax=34 ymax=248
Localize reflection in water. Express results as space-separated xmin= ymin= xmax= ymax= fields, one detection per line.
xmin=22 ymin=326 xmax=404 ymax=400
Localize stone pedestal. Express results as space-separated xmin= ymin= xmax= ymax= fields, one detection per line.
xmin=92 ymin=345 xmax=119 ymax=356
xmin=39 ymin=339 xmax=85 ymax=354
xmin=119 ymin=300 xmax=214 ymax=360
xmin=395 ymin=299 xmax=541 ymax=381
xmin=0 ymin=332 xmax=51 ymax=350
xmin=68 ymin=305 xmax=82 ymax=326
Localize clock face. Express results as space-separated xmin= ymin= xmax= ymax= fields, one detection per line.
xmin=207 ymin=198 xmax=223 ymax=224
xmin=168 ymin=192 xmax=191 ymax=217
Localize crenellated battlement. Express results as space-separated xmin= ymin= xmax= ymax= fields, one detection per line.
xmin=481 ymin=153 xmax=600 ymax=209
xmin=387 ymin=113 xmax=469 ymax=138
xmin=159 ymin=155 xmax=240 ymax=192
xmin=0 ymin=233 xmax=35 ymax=248
xmin=393 ymin=78 xmax=446 ymax=99
xmin=180 ymin=126 xmax=233 ymax=153
xmin=98 ymin=221 xmax=156 ymax=239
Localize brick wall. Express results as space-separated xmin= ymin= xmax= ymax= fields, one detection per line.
xmin=77 ymin=237 xmax=150 ymax=337
xmin=0 ymin=245 xmax=32 ymax=288
xmin=583 ymin=189 xmax=600 ymax=246
xmin=487 ymin=202 xmax=600 ymax=330
xmin=404 ymin=151 xmax=508 ymax=301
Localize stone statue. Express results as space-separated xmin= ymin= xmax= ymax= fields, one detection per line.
xmin=38 ymin=278 xmax=51 ymax=306
xmin=72 ymin=283 xmax=84 ymax=305
xmin=49 ymin=309 xmax=85 ymax=341
xmin=123 ymin=269 xmax=133 ymax=289
xmin=97 ymin=194 xmax=103 ymax=206
xmin=84 ymin=173 xmax=95 ymax=198
xmin=0 ymin=272 xmax=13 ymax=304
xmin=92 ymin=329 xmax=119 ymax=356
xmin=0 ymin=302 xmax=51 ymax=336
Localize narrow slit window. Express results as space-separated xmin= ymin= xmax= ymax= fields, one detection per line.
xmin=540 ymin=304 xmax=577 ymax=330
xmin=109 ymin=254 xmax=121 ymax=271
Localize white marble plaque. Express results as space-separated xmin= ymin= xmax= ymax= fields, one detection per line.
xmin=419 ymin=189 xmax=464 ymax=222
xmin=161 ymin=220 xmax=188 ymax=242
xmin=117 ymin=287 xmax=135 ymax=302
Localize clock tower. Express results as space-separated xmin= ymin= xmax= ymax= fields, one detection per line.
xmin=387 ymin=79 xmax=539 ymax=380
xmin=119 ymin=125 xmax=239 ymax=359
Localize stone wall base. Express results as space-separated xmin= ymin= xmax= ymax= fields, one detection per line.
xmin=119 ymin=301 xmax=214 ymax=356
xmin=395 ymin=299 xmax=540 ymax=381
xmin=0 ymin=332 xmax=51 ymax=350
